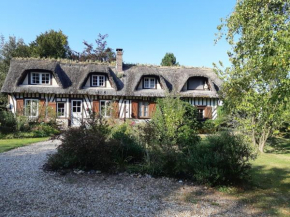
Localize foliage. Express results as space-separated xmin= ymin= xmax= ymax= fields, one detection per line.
xmin=30 ymin=30 xmax=70 ymax=59
xmin=0 ymin=111 xmax=17 ymax=134
xmin=0 ymin=109 xmax=60 ymax=138
xmin=69 ymin=33 xmax=116 ymax=62
xmin=139 ymin=96 xmax=200 ymax=177
xmin=45 ymin=117 xmax=144 ymax=172
xmin=198 ymin=120 xmax=217 ymax=134
xmin=31 ymin=122 xmax=60 ymax=137
xmin=0 ymin=35 xmax=31 ymax=107
xmin=45 ymin=118 xmax=117 ymax=171
xmin=111 ymin=122 xmax=145 ymax=168
xmin=189 ymin=132 xmax=256 ymax=185
xmin=160 ymin=53 xmax=179 ymax=66
xmin=216 ymin=0 xmax=290 ymax=152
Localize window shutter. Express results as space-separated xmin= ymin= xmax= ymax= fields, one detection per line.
xmin=149 ymin=102 xmax=156 ymax=118
xmin=112 ymin=101 xmax=119 ymax=118
xmin=204 ymin=106 xmax=212 ymax=119
xmin=16 ymin=99 xmax=24 ymax=115
xmin=131 ymin=100 xmax=138 ymax=118
xmin=39 ymin=99 xmax=46 ymax=119
xmin=93 ymin=100 xmax=99 ymax=115
xmin=47 ymin=102 xmax=56 ymax=118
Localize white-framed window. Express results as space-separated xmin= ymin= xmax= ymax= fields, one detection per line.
xmin=31 ymin=72 xmax=50 ymax=84
xmin=143 ymin=77 xmax=156 ymax=89
xmin=100 ymin=100 xmax=111 ymax=117
xmin=24 ymin=99 xmax=39 ymax=117
xmin=138 ymin=101 xmax=149 ymax=118
xmin=57 ymin=102 xmax=65 ymax=117
xmin=92 ymin=75 xmax=105 ymax=87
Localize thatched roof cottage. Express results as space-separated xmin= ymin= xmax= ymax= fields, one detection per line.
xmin=1 ymin=49 xmax=222 ymax=127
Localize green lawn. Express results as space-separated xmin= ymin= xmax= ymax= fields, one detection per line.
xmin=0 ymin=137 xmax=49 ymax=153
xmin=228 ymin=137 xmax=290 ymax=216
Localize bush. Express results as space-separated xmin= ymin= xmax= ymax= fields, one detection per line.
xmin=188 ymin=131 xmax=256 ymax=186
xmin=198 ymin=119 xmax=217 ymax=134
xmin=0 ymin=111 xmax=17 ymax=134
xmin=45 ymin=118 xmax=118 ymax=171
xmin=32 ymin=122 xmax=60 ymax=137
xmin=138 ymin=96 xmax=200 ymax=177
xmin=45 ymin=117 xmax=145 ymax=172
xmin=111 ymin=123 xmax=145 ymax=168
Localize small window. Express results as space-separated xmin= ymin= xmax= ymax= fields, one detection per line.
xmin=139 ymin=102 xmax=149 ymax=118
xmin=197 ymin=109 xmax=204 ymax=120
xmin=25 ymin=99 xmax=39 ymax=117
xmin=143 ymin=77 xmax=156 ymax=89
xmin=92 ymin=75 xmax=105 ymax=87
xmin=31 ymin=72 xmax=51 ymax=85
xmin=57 ymin=102 xmax=65 ymax=117
xmin=100 ymin=100 xmax=111 ymax=117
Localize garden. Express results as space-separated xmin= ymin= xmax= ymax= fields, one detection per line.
xmin=0 ymin=109 xmax=60 ymax=153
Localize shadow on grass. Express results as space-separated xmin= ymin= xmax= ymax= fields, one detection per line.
xmin=266 ymin=137 xmax=290 ymax=154
xmin=215 ymin=165 xmax=290 ymax=216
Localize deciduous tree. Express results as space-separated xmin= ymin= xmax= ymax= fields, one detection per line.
xmin=216 ymin=0 xmax=290 ymax=152
xmin=0 ymin=35 xmax=31 ymax=108
xmin=30 ymin=30 xmax=70 ymax=59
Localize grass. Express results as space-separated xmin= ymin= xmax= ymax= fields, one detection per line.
xmin=0 ymin=137 xmax=49 ymax=153
xmin=220 ymin=137 xmax=290 ymax=216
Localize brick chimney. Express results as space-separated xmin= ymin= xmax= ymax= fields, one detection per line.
xmin=116 ymin=48 xmax=123 ymax=73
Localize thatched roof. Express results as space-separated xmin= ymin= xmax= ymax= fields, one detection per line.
xmin=1 ymin=58 xmax=222 ymax=98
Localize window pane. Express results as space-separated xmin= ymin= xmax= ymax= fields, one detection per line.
xmin=105 ymin=101 xmax=111 ymax=116
xmin=32 ymin=73 xmax=40 ymax=84
xmin=57 ymin=103 xmax=65 ymax=116
xmin=144 ymin=78 xmax=149 ymax=88
xmin=99 ymin=76 xmax=104 ymax=86
xmin=31 ymin=100 xmax=38 ymax=116
xmin=144 ymin=102 xmax=149 ymax=117
xmin=92 ymin=76 xmax=98 ymax=86
xmin=42 ymin=73 xmax=50 ymax=84
xmin=150 ymin=78 xmax=155 ymax=88
xmin=25 ymin=100 xmax=31 ymax=116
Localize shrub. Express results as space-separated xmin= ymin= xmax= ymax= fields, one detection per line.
xmin=0 ymin=111 xmax=17 ymax=134
xmin=111 ymin=123 xmax=145 ymax=168
xmin=45 ymin=118 xmax=118 ymax=171
xmin=32 ymin=122 xmax=60 ymax=137
xmin=198 ymin=119 xmax=217 ymax=134
xmin=45 ymin=117 xmax=145 ymax=172
xmin=188 ymin=131 xmax=256 ymax=186
xmin=139 ymin=96 xmax=200 ymax=177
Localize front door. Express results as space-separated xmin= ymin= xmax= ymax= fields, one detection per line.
xmin=71 ymin=100 xmax=82 ymax=127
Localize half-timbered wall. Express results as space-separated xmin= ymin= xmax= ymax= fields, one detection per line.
xmin=7 ymin=93 xmax=221 ymax=127
xmin=183 ymin=97 xmax=220 ymax=120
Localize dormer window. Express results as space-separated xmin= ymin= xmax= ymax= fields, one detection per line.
xmin=187 ymin=77 xmax=210 ymax=90
xmin=143 ymin=77 xmax=156 ymax=89
xmin=31 ymin=72 xmax=50 ymax=85
xmin=91 ymin=75 xmax=105 ymax=87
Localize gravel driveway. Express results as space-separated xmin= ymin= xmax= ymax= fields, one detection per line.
xmin=0 ymin=140 xmax=264 ymax=217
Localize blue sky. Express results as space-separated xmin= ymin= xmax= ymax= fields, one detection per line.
xmin=0 ymin=0 xmax=236 ymax=67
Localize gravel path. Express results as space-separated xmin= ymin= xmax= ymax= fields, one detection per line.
xmin=0 ymin=140 xmax=264 ymax=217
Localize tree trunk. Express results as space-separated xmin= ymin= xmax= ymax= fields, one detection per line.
xmin=257 ymin=128 xmax=271 ymax=153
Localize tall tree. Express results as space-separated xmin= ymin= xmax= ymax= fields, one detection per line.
xmin=161 ymin=53 xmax=179 ymax=66
xmin=30 ymin=30 xmax=70 ymax=59
xmin=70 ymin=33 xmax=116 ymax=62
xmin=216 ymin=0 xmax=290 ymax=152
xmin=0 ymin=35 xmax=31 ymax=107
